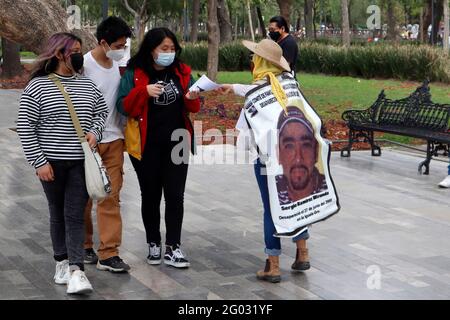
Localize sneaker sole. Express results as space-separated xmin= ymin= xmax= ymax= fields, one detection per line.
xmin=164 ymin=260 xmax=190 ymax=268
xmin=67 ymin=286 xmax=93 ymax=295
xmin=146 ymin=258 xmax=162 ymax=265
xmin=96 ymin=262 xmax=129 ymax=273
xmin=54 ymin=278 xmax=69 ymax=285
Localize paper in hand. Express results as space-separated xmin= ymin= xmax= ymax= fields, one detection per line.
xmin=189 ymin=74 xmax=221 ymax=93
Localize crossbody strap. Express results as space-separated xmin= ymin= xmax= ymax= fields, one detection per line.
xmin=48 ymin=73 xmax=87 ymax=143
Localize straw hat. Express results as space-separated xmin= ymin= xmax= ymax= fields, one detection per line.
xmin=242 ymin=39 xmax=291 ymax=72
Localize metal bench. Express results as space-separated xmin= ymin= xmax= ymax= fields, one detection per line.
xmin=340 ymin=81 xmax=450 ymax=175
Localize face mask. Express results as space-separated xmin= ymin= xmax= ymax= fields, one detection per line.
xmin=155 ymin=52 xmax=175 ymax=67
xmin=69 ymin=53 xmax=84 ymax=73
xmin=104 ymin=43 xmax=126 ymax=61
xmin=269 ymin=31 xmax=282 ymax=42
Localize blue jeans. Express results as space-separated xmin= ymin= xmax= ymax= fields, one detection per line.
xmin=254 ymin=158 xmax=309 ymax=256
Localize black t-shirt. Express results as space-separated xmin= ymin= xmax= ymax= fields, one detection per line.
xmin=278 ymin=34 xmax=298 ymax=75
xmin=146 ymin=68 xmax=185 ymax=146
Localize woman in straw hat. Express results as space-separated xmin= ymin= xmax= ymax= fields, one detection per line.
xmin=217 ymin=39 xmax=311 ymax=283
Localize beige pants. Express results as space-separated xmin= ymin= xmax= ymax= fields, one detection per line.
xmin=84 ymin=139 xmax=124 ymax=261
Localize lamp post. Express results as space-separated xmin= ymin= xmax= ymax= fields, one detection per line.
xmin=102 ymin=0 xmax=109 ymax=20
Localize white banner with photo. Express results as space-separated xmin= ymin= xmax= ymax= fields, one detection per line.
xmin=244 ymin=73 xmax=340 ymax=238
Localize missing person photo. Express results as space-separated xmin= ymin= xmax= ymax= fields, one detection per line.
xmin=276 ymin=106 xmax=328 ymax=205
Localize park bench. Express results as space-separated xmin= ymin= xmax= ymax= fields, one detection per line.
xmin=340 ymin=81 xmax=450 ymax=175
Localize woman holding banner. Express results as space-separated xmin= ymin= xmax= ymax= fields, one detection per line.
xmin=217 ymin=39 xmax=315 ymax=283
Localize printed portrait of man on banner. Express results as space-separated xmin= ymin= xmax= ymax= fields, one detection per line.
xmin=243 ymin=73 xmax=340 ymax=238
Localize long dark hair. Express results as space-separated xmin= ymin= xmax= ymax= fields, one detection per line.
xmin=30 ymin=32 xmax=82 ymax=80
xmin=127 ymin=27 xmax=186 ymax=77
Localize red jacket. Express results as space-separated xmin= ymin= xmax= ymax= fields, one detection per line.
xmin=117 ymin=63 xmax=200 ymax=156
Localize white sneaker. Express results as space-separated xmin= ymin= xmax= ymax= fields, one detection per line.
xmin=53 ymin=260 xmax=70 ymax=285
xmin=66 ymin=270 xmax=93 ymax=295
xmin=438 ymin=175 xmax=450 ymax=188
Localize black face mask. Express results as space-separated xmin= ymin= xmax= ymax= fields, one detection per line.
xmin=269 ymin=31 xmax=282 ymax=42
xmin=68 ymin=53 xmax=84 ymax=73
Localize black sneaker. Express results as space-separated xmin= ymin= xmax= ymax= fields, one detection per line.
xmin=96 ymin=256 xmax=130 ymax=273
xmin=164 ymin=245 xmax=190 ymax=268
xmin=84 ymin=248 xmax=98 ymax=264
xmin=146 ymin=242 xmax=162 ymax=265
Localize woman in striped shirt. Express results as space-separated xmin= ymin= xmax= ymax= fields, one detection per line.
xmin=17 ymin=33 xmax=108 ymax=295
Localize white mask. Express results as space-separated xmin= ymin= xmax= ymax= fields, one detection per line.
xmin=103 ymin=43 xmax=125 ymax=61
xmin=107 ymin=48 xmax=125 ymax=61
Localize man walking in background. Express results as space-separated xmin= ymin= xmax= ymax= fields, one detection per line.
xmin=268 ymin=16 xmax=299 ymax=78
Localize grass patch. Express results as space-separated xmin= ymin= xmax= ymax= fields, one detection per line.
xmin=194 ymin=71 xmax=449 ymax=120
xmin=20 ymin=51 xmax=37 ymax=59
xmin=193 ymin=71 xmax=449 ymax=145
xmin=380 ymin=134 xmax=421 ymax=145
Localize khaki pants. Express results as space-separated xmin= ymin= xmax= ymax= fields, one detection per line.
xmin=84 ymin=139 xmax=124 ymax=261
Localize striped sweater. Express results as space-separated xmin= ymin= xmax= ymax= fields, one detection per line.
xmin=17 ymin=74 xmax=108 ymax=169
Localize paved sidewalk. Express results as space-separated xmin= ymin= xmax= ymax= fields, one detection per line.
xmin=0 ymin=89 xmax=449 ymax=300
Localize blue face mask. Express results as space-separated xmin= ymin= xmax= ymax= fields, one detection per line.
xmin=155 ymin=52 xmax=175 ymax=67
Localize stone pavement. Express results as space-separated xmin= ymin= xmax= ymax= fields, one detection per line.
xmin=0 ymin=89 xmax=449 ymax=300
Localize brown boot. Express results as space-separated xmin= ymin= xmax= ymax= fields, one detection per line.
xmin=256 ymin=256 xmax=281 ymax=283
xmin=291 ymin=240 xmax=311 ymax=272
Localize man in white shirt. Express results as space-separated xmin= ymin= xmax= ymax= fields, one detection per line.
xmin=83 ymin=16 xmax=132 ymax=273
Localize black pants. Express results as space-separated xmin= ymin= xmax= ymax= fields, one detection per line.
xmin=40 ymin=160 xmax=88 ymax=271
xmin=130 ymin=142 xmax=189 ymax=246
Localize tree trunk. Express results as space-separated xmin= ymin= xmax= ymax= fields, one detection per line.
xmin=0 ymin=38 xmax=22 ymax=79
xmin=138 ymin=17 xmax=147 ymax=43
xmin=207 ymin=0 xmax=219 ymax=81
xmin=304 ymin=0 xmax=314 ymax=39
xmin=217 ymin=0 xmax=232 ymax=43
xmin=0 ymin=0 xmax=96 ymax=54
xmin=276 ymin=0 xmax=293 ymax=28
xmin=313 ymin=0 xmax=318 ymax=38
xmin=190 ymin=0 xmax=201 ymax=42
xmin=256 ymin=6 xmax=266 ymax=38
xmin=123 ymin=0 xmax=148 ymax=44
xmin=422 ymin=1 xmax=432 ymax=43
xmin=296 ymin=10 xmax=302 ymax=32
xmin=421 ymin=0 xmax=444 ymax=45
xmin=348 ymin=0 xmax=353 ymax=30
xmin=386 ymin=0 xmax=398 ymax=41
xmin=246 ymin=0 xmax=255 ymax=41
xmin=341 ymin=0 xmax=350 ymax=47
xmin=431 ymin=0 xmax=444 ymax=45
xmin=234 ymin=12 xmax=239 ymax=40
xmin=444 ymin=0 xmax=449 ymax=50
xmin=420 ymin=7 xmax=425 ymax=42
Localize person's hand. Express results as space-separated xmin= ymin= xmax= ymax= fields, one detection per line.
xmin=215 ymin=84 xmax=233 ymax=95
xmin=146 ymin=83 xmax=164 ymax=98
xmin=36 ymin=163 xmax=55 ymax=182
xmin=185 ymin=89 xmax=200 ymax=100
xmin=86 ymin=132 xmax=97 ymax=149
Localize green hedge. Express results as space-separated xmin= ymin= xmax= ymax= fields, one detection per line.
xmin=180 ymin=42 xmax=251 ymax=71
xmin=179 ymin=41 xmax=450 ymax=83
xmin=298 ymin=42 xmax=450 ymax=82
